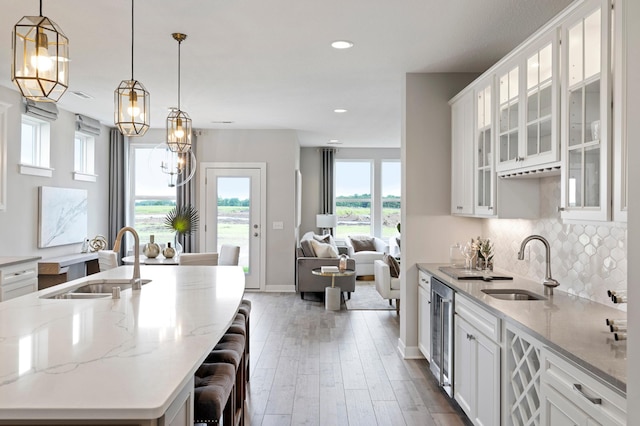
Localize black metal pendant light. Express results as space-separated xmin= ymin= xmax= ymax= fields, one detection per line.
xmin=166 ymin=33 xmax=192 ymax=153
xmin=12 ymin=0 xmax=69 ymax=102
xmin=115 ymin=0 xmax=150 ymax=136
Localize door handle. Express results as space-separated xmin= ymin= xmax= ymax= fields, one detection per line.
xmin=254 ymin=232 xmax=259 ymax=237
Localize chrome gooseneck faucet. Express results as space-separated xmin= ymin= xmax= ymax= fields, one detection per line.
xmin=112 ymin=226 xmax=142 ymax=290
xmin=518 ymin=235 xmax=560 ymax=295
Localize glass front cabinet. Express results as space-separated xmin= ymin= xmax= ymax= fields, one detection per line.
xmin=496 ymin=32 xmax=560 ymax=174
xmin=474 ymin=80 xmax=495 ymax=216
xmin=560 ymin=0 xmax=611 ymax=221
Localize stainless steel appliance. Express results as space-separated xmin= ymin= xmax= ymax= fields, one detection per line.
xmin=430 ymin=276 xmax=454 ymax=397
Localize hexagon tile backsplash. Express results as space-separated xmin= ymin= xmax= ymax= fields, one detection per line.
xmin=484 ymin=177 xmax=627 ymax=311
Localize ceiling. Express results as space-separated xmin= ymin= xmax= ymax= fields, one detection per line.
xmin=0 ymin=0 xmax=573 ymax=148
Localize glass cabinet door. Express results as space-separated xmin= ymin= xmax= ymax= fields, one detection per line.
xmin=475 ymin=83 xmax=494 ymax=216
xmin=526 ymin=42 xmax=554 ymax=158
xmin=498 ymin=66 xmax=520 ymax=167
xmin=561 ymin=0 xmax=611 ymax=221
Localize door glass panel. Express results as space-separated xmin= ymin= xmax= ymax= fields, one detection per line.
xmin=584 ymin=9 xmax=601 ymax=80
xmin=509 ymin=132 xmax=518 ymax=160
xmin=484 ymin=170 xmax=491 ymax=207
xmin=499 ymin=107 xmax=509 ymax=133
xmin=585 ymin=146 xmax=600 ymax=207
xmin=527 ymin=54 xmax=538 ymax=90
xmin=477 ymin=93 xmax=484 ymax=127
xmin=540 ymin=119 xmax=552 ymax=153
xmin=477 ymin=135 xmax=484 ymax=167
xmin=539 ymin=84 xmax=552 ymax=117
xmin=585 ymin=80 xmax=601 ymax=142
xmin=477 ymin=171 xmax=484 ymax=206
xmin=485 ymin=130 xmax=491 ymax=165
xmin=539 ymin=44 xmax=553 ymax=82
xmin=499 ymin=74 xmax=509 ymax=104
xmin=509 ymin=103 xmax=518 ymax=129
xmin=569 ymin=89 xmax=583 ymax=146
xmin=484 ymin=87 xmax=491 ymax=127
xmin=500 ymin=135 xmax=509 ymax=162
xmin=568 ymin=149 xmax=583 ymax=207
xmin=217 ymin=177 xmax=250 ymax=272
xmin=509 ymin=67 xmax=519 ymax=99
xmin=527 ymin=123 xmax=539 ymax=156
xmin=527 ymin=91 xmax=538 ymax=121
xmin=568 ymin=21 xmax=584 ymax=86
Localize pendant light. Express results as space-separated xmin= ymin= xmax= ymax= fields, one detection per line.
xmin=155 ymin=143 xmax=196 ymax=188
xmin=114 ymin=0 xmax=150 ymax=136
xmin=166 ymin=33 xmax=192 ymax=153
xmin=12 ymin=0 xmax=69 ymax=102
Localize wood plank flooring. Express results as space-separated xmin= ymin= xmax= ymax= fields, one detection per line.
xmin=242 ymin=292 xmax=471 ymax=426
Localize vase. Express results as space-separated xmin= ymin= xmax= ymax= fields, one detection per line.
xmin=163 ymin=242 xmax=176 ymax=259
xmin=143 ymin=235 xmax=160 ymax=258
xmin=174 ymin=233 xmax=184 ymax=256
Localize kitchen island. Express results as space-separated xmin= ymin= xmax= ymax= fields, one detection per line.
xmin=0 ymin=264 xmax=245 ymax=425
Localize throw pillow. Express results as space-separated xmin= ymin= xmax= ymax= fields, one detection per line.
xmin=310 ymin=239 xmax=339 ymax=258
xmin=314 ymin=233 xmax=338 ymax=251
xmin=349 ymin=236 xmax=376 ymax=252
xmin=383 ymin=253 xmax=400 ymax=278
xmin=300 ymin=239 xmax=316 ymax=257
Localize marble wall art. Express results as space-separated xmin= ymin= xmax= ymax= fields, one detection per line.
xmin=38 ymin=186 xmax=88 ymax=248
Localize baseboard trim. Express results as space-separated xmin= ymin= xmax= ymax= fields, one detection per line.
xmin=265 ymin=285 xmax=296 ymax=292
xmin=397 ymin=338 xmax=425 ymax=359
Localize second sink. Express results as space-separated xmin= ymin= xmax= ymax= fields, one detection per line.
xmin=482 ymin=289 xmax=547 ymax=301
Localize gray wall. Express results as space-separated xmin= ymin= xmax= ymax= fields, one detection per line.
xmin=400 ymin=73 xmax=483 ymax=357
xmin=0 ymin=85 xmax=110 ymax=258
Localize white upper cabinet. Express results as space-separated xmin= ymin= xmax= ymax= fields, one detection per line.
xmin=496 ymin=31 xmax=560 ymax=174
xmin=451 ymin=91 xmax=475 ymax=215
xmin=474 ymin=79 xmax=496 ymax=216
xmin=560 ymin=0 xmax=611 ymax=221
xmin=612 ymin=0 xmax=627 ymax=223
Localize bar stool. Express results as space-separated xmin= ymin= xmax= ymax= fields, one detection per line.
xmin=237 ymin=300 xmax=251 ymax=381
xmin=205 ymin=333 xmax=246 ymax=422
xmin=194 ymin=362 xmax=236 ymax=425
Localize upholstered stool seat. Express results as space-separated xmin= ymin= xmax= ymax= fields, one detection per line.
xmin=209 ymin=333 xmax=246 ymax=407
xmin=194 ymin=362 xmax=236 ymax=425
xmin=237 ymin=300 xmax=251 ymax=381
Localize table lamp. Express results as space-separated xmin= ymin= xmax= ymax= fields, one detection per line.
xmin=316 ymin=214 xmax=337 ymax=235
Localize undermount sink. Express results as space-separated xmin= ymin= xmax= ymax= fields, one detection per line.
xmin=482 ymin=289 xmax=547 ymax=301
xmin=41 ymin=279 xmax=152 ymax=299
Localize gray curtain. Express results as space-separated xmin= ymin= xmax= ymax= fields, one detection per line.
xmin=177 ymin=135 xmax=197 ymax=253
xmin=321 ymin=148 xmax=335 ymax=215
xmin=108 ymin=129 xmax=126 ymax=258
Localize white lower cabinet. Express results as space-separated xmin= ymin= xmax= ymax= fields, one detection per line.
xmin=540 ymin=349 xmax=626 ymax=426
xmin=418 ymin=270 xmax=431 ymax=360
xmin=0 ymin=261 xmax=38 ymax=302
xmin=454 ymin=294 xmax=501 ymax=426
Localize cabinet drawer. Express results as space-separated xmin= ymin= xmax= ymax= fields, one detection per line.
xmin=1 ymin=278 xmax=37 ymax=301
xmin=418 ymin=270 xmax=431 ymax=293
xmin=1 ymin=262 xmax=38 ymax=286
xmin=455 ymin=293 xmax=501 ymax=342
xmin=541 ymin=348 xmax=626 ymax=425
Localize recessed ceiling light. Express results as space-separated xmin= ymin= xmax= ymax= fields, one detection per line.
xmin=211 ymin=121 xmax=235 ymax=124
xmin=70 ymin=91 xmax=93 ymax=99
xmin=328 ymin=139 xmax=341 ymax=144
xmin=331 ymin=40 xmax=354 ymax=49
xmin=334 ymin=108 xmax=348 ymax=113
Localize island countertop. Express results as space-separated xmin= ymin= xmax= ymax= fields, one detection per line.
xmin=0 ymin=265 xmax=245 ymax=422
xmin=418 ymin=263 xmax=626 ymax=395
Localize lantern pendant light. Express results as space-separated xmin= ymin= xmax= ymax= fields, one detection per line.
xmin=115 ymin=0 xmax=150 ymax=136
xmin=166 ymin=33 xmax=192 ymax=153
xmin=12 ymin=0 xmax=69 ymax=102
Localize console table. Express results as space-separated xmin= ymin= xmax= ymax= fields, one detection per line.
xmin=38 ymin=252 xmax=100 ymax=289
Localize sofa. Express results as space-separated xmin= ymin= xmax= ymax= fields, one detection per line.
xmin=345 ymin=235 xmax=389 ymax=277
xmin=296 ymin=232 xmax=356 ymax=300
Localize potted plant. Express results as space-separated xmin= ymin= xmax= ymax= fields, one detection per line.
xmin=164 ymin=204 xmax=199 ymax=254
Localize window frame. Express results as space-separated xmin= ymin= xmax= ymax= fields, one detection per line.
xmin=20 ymin=114 xmax=53 ymax=177
xmin=73 ymin=131 xmax=97 ymax=182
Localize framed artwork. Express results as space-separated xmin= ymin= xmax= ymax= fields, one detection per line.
xmin=38 ymin=186 xmax=88 ymax=248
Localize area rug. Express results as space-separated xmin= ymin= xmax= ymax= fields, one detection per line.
xmin=345 ymin=281 xmax=396 ymax=311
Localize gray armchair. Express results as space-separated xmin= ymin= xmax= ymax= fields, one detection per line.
xmin=296 ymin=249 xmax=356 ymax=300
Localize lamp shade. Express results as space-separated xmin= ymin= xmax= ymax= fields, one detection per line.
xmin=316 ymin=214 xmax=337 ymax=229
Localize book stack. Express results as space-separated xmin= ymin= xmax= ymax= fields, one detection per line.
xmin=321 ymin=266 xmax=339 ymax=273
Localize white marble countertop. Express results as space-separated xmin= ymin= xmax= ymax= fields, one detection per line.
xmin=0 ymin=256 xmax=41 ymax=268
xmin=0 ymin=265 xmax=245 ymax=421
xmin=418 ymin=263 xmax=626 ymax=395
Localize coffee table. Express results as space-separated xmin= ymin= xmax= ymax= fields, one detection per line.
xmin=311 ymin=268 xmax=355 ymax=310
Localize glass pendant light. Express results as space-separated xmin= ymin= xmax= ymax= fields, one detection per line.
xmin=156 ymin=143 xmax=196 ymax=187
xmin=115 ymin=0 xmax=150 ymax=136
xmin=166 ymin=33 xmax=192 ymax=153
xmin=12 ymin=0 xmax=69 ymax=102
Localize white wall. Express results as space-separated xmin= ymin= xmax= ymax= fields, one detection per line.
xmin=625 ymin=0 xmax=639 ymax=418
xmin=0 ymin=85 xmax=110 ymax=258
xmin=400 ymin=73 xmax=483 ymax=357
xmin=197 ymin=129 xmax=300 ymax=291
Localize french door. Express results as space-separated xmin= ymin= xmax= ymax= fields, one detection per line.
xmin=201 ymin=164 xmax=265 ymax=290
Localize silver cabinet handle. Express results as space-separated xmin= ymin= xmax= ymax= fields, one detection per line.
xmin=466 ymin=333 xmax=475 ymax=340
xmin=573 ymin=384 xmax=602 ymax=405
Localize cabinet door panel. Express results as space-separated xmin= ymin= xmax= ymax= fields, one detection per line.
xmin=454 ymin=316 xmax=474 ymax=418
xmin=475 ymin=332 xmax=500 ymax=426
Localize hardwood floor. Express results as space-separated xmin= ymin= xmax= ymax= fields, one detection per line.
xmin=242 ymin=291 xmax=471 ymax=426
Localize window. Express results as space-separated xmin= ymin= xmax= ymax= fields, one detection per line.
xmin=381 ymin=161 xmax=401 ymax=238
xmin=334 ymin=159 xmax=401 ymax=240
xmin=20 ymin=115 xmax=52 ymax=176
xmin=335 ymin=161 xmax=372 ymax=238
xmin=129 ymin=144 xmax=176 ymax=249
xmin=73 ymin=132 xmax=96 ymax=181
